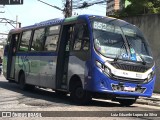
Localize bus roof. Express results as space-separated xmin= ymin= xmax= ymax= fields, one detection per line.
xmin=9 ymin=17 xmax=64 ymax=34
xmin=9 ymin=14 xmax=130 ymax=34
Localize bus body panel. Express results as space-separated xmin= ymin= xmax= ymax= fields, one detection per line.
xmin=68 ymin=56 xmax=86 ymax=89
xmin=39 ymin=55 xmax=57 ymax=89
xmin=3 ymin=54 xmax=7 ymax=78
xmin=15 ymin=52 xmax=57 ymax=89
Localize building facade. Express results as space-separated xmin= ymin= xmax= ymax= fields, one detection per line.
xmin=106 ymin=0 xmax=125 ymax=15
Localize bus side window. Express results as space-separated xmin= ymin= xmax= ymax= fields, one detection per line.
xmin=82 ymin=26 xmax=90 ymax=51
xmin=44 ymin=35 xmax=59 ymax=51
xmin=31 ymin=28 xmax=45 ymax=51
xmin=44 ymin=25 xmax=61 ymax=51
xmin=19 ymin=31 xmax=32 ymax=52
xmin=73 ymin=24 xmax=90 ymax=51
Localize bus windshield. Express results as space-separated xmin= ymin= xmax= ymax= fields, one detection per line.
xmin=91 ymin=18 xmax=153 ymax=63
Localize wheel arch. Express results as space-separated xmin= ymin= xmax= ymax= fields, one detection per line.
xmin=69 ymin=74 xmax=82 ymax=92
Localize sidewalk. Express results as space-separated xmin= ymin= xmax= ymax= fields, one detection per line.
xmin=136 ymin=93 xmax=160 ymax=107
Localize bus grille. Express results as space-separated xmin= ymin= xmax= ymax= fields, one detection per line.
xmin=111 ymin=62 xmax=148 ymax=72
xmin=111 ymin=75 xmax=146 ymax=84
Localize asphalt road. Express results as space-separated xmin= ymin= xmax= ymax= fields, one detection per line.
xmin=0 ymin=75 xmax=160 ymax=120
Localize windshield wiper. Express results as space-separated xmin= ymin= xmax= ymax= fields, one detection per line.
xmin=139 ymin=54 xmax=146 ymax=65
xmin=114 ymin=42 xmax=126 ymax=62
xmin=128 ymin=43 xmax=146 ymax=65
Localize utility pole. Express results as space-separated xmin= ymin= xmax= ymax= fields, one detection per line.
xmin=65 ymin=0 xmax=72 ymax=18
xmin=16 ymin=15 xmax=18 ymax=28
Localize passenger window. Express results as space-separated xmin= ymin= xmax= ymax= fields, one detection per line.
xmin=49 ymin=25 xmax=60 ymax=34
xmin=19 ymin=31 xmax=32 ymax=51
xmin=31 ymin=28 xmax=45 ymax=51
xmin=44 ymin=25 xmax=61 ymax=51
xmin=73 ymin=24 xmax=89 ymax=51
xmin=44 ymin=35 xmax=59 ymax=51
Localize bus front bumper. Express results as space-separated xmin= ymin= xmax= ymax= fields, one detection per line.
xmin=84 ymin=67 xmax=156 ymax=98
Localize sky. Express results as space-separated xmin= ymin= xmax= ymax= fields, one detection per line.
xmin=0 ymin=0 xmax=106 ymax=40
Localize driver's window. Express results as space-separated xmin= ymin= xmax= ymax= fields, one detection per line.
xmin=73 ymin=24 xmax=89 ymax=51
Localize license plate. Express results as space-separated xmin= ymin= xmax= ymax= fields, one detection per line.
xmin=124 ymin=86 xmax=135 ymax=92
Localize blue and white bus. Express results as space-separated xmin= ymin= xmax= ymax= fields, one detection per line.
xmin=3 ymin=15 xmax=155 ymax=106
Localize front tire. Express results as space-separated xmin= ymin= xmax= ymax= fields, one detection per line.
xmin=118 ymin=99 xmax=136 ymax=106
xmin=70 ymin=82 xmax=92 ymax=105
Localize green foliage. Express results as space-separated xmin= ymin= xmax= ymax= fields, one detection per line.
xmin=111 ymin=0 xmax=160 ymax=18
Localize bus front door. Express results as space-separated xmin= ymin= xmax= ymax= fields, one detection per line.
xmin=56 ymin=25 xmax=73 ymax=90
xmin=7 ymin=34 xmax=19 ymax=80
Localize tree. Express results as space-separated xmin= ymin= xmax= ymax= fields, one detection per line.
xmin=112 ymin=0 xmax=160 ymax=17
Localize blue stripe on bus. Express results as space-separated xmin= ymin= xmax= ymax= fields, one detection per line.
xmin=16 ymin=52 xmax=58 ymax=56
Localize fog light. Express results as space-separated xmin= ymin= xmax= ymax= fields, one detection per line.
xmin=100 ymin=81 xmax=105 ymax=88
xmin=112 ymin=84 xmax=117 ymax=90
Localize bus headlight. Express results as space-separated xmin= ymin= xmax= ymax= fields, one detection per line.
xmin=104 ymin=66 xmax=111 ymax=76
xmin=147 ymin=73 xmax=151 ymax=80
xmin=95 ymin=60 xmax=111 ymax=77
xmin=95 ymin=60 xmax=103 ymax=69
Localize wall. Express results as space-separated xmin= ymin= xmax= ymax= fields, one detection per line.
xmin=123 ymin=14 xmax=160 ymax=92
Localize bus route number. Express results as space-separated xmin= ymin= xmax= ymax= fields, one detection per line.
xmin=93 ymin=21 xmax=107 ymax=31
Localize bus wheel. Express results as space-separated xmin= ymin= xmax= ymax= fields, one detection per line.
xmin=118 ymin=99 xmax=136 ymax=106
xmin=19 ymin=73 xmax=27 ymax=90
xmin=55 ymin=90 xmax=67 ymax=96
xmin=70 ymin=82 xmax=92 ymax=105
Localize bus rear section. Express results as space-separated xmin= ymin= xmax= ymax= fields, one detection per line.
xmin=3 ymin=32 xmax=21 ymax=81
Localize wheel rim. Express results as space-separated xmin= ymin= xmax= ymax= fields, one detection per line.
xmin=75 ymin=87 xmax=84 ymax=99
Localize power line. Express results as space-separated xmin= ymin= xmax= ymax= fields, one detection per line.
xmin=98 ymin=4 xmax=107 ymax=8
xmin=0 ymin=18 xmax=21 ymax=28
xmin=73 ymin=0 xmax=106 ymax=9
xmin=5 ymin=6 xmax=16 ymax=21
xmin=37 ymin=0 xmax=63 ymax=11
xmin=0 ymin=33 xmax=8 ymax=35
xmin=38 ymin=0 xmax=106 ymax=18
xmin=89 ymin=7 xmax=106 ymax=13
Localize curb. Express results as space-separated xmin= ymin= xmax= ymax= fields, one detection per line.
xmin=136 ymin=97 xmax=160 ymax=107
